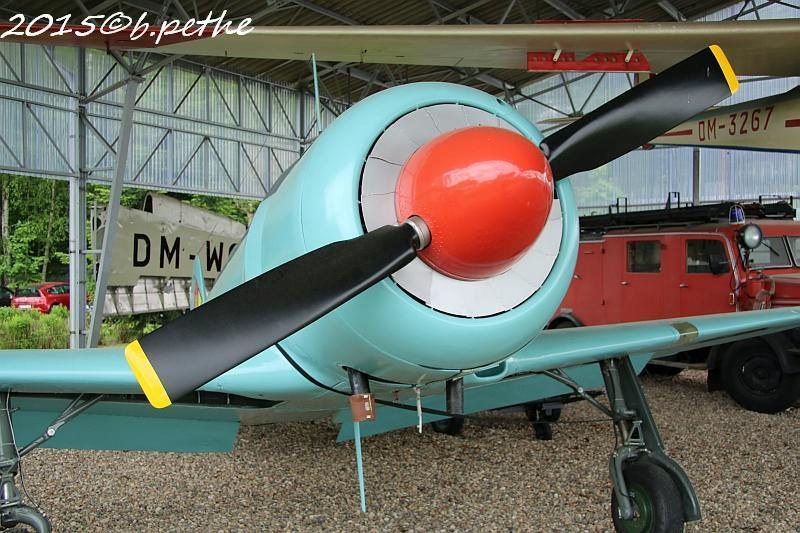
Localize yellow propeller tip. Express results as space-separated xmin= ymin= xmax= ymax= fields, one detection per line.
xmin=709 ymin=44 xmax=739 ymax=94
xmin=125 ymin=340 xmax=172 ymax=409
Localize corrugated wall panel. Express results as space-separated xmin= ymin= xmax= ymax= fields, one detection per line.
xmin=698 ymin=0 xmax=797 ymax=20
xmin=0 ymin=45 xmax=304 ymax=198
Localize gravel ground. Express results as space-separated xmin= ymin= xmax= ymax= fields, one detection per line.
xmin=14 ymin=370 xmax=800 ymax=532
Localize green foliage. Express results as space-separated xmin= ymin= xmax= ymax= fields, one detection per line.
xmin=0 ymin=174 xmax=69 ymax=288
xmin=181 ymin=194 xmax=259 ymax=226
xmin=0 ymin=306 xmax=182 ymax=349
xmin=571 ymin=166 xmax=623 ymax=214
xmin=98 ymin=311 xmax=182 ymax=346
xmin=0 ymin=306 xmax=69 ymax=349
xmin=86 ymin=184 xmax=151 ymax=210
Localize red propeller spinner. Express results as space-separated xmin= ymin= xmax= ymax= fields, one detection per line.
xmin=394 ymin=126 xmax=554 ymax=281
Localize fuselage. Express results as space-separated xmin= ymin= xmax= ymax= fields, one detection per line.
xmin=205 ymin=83 xmax=579 ymax=398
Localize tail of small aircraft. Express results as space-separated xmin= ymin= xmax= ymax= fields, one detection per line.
xmin=190 ymin=251 xmax=207 ymax=310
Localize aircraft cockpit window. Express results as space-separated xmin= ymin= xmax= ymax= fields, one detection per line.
xmin=627 ymin=240 xmax=661 ymax=273
xmin=746 ymin=236 xmax=791 ymax=269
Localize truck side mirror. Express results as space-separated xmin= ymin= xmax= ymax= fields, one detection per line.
xmin=708 ymin=253 xmax=730 ymax=275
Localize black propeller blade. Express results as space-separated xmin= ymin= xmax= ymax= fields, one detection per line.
xmin=126 ymin=221 xmax=425 ymax=408
xmin=541 ymin=45 xmax=739 ymax=180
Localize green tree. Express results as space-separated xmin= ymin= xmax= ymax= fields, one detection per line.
xmin=179 ymin=193 xmax=259 ymax=226
xmin=0 ymin=174 xmax=69 ymax=288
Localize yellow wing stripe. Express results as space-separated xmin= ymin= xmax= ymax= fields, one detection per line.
xmin=125 ymin=340 xmax=172 ymax=409
xmin=709 ymin=44 xmax=739 ymax=94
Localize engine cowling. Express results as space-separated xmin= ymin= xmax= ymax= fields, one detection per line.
xmin=210 ymin=83 xmax=579 ymax=385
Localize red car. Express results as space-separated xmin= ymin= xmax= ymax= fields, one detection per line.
xmin=11 ymin=282 xmax=70 ymax=313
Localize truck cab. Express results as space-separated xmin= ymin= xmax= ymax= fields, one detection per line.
xmin=553 ymin=201 xmax=800 ymax=413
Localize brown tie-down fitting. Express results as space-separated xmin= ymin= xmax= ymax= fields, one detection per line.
xmin=349 ymin=393 xmax=376 ymax=422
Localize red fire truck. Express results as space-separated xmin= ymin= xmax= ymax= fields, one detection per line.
xmin=551 ymin=200 xmax=800 ymax=414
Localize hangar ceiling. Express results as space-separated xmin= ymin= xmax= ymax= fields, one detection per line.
xmin=7 ymin=0 xmax=748 ymax=100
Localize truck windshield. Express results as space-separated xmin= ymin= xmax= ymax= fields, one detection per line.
xmin=747 ymin=237 xmax=792 ymax=269
xmin=786 ymin=237 xmax=800 ymax=266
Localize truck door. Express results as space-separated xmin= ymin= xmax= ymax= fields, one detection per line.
xmin=679 ymin=236 xmax=736 ymax=316
xmin=561 ymin=241 xmax=605 ymax=325
xmin=616 ymin=236 xmax=680 ymax=322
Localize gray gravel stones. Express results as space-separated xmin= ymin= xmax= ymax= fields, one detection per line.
xmin=16 ymin=370 xmax=800 ymax=531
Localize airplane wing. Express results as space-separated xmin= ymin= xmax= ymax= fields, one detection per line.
xmin=337 ymin=306 xmax=800 ymax=440
xmin=149 ymin=20 xmax=800 ymax=76
xmin=0 ymin=345 xmax=297 ymax=453
xmin=3 ymin=307 xmax=799 ymax=446
xmin=507 ymin=306 xmax=800 ymax=373
xmin=2 ymin=20 xmax=797 ymax=77
xmin=652 ymin=87 xmax=800 ymax=152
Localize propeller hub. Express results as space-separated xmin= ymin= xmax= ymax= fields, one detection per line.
xmin=395 ymin=126 xmax=554 ymax=280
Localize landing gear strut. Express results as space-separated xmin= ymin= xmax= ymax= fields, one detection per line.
xmin=544 ymin=357 xmax=701 ymax=532
xmin=0 ymin=392 xmax=104 ymax=533
xmin=1 ymin=392 xmax=50 ymax=533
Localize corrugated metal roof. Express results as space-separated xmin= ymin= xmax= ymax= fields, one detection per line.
xmin=4 ymin=0 xmax=743 ymax=98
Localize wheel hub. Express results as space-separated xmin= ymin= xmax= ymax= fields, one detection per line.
xmin=621 ymin=483 xmax=654 ymax=533
xmin=741 ymin=356 xmax=781 ymax=394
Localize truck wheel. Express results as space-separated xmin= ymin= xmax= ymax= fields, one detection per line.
xmin=431 ymin=417 xmax=464 ymax=436
xmin=721 ymin=339 xmax=800 ymax=414
xmin=611 ymin=459 xmax=684 ymax=533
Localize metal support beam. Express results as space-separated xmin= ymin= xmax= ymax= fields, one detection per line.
xmin=429 ymin=0 xmax=492 ymax=24
xmin=692 ymin=147 xmax=701 ymax=206
xmin=289 ymin=0 xmax=360 ymax=24
xmin=657 ymin=0 xmax=686 ymax=21
xmin=542 ymin=0 xmax=586 ymax=20
xmin=430 ymin=0 xmax=487 ymax=23
xmin=69 ymin=48 xmax=87 ymax=349
xmin=87 ymin=78 xmax=140 ymax=347
xmin=315 ymin=61 xmax=390 ymax=88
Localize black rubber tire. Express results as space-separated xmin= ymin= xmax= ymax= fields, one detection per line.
xmin=720 ymin=339 xmax=800 ymax=414
xmin=524 ymin=402 xmax=562 ymax=423
xmin=550 ymin=319 xmax=577 ymax=329
xmin=532 ymin=421 xmax=553 ymax=441
xmin=431 ymin=417 xmax=464 ymax=436
xmin=611 ymin=459 xmax=684 ymax=533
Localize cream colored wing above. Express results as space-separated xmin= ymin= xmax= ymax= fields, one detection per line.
xmin=151 ymin=20 xmax=800 ymax=76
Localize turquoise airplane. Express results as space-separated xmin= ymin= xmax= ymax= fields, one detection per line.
xmin=1 ymin=46 xmax=798 ymax=533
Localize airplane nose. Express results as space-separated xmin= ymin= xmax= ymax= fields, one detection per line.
xmin=394 ymin=125 xmax=554 ymax=281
